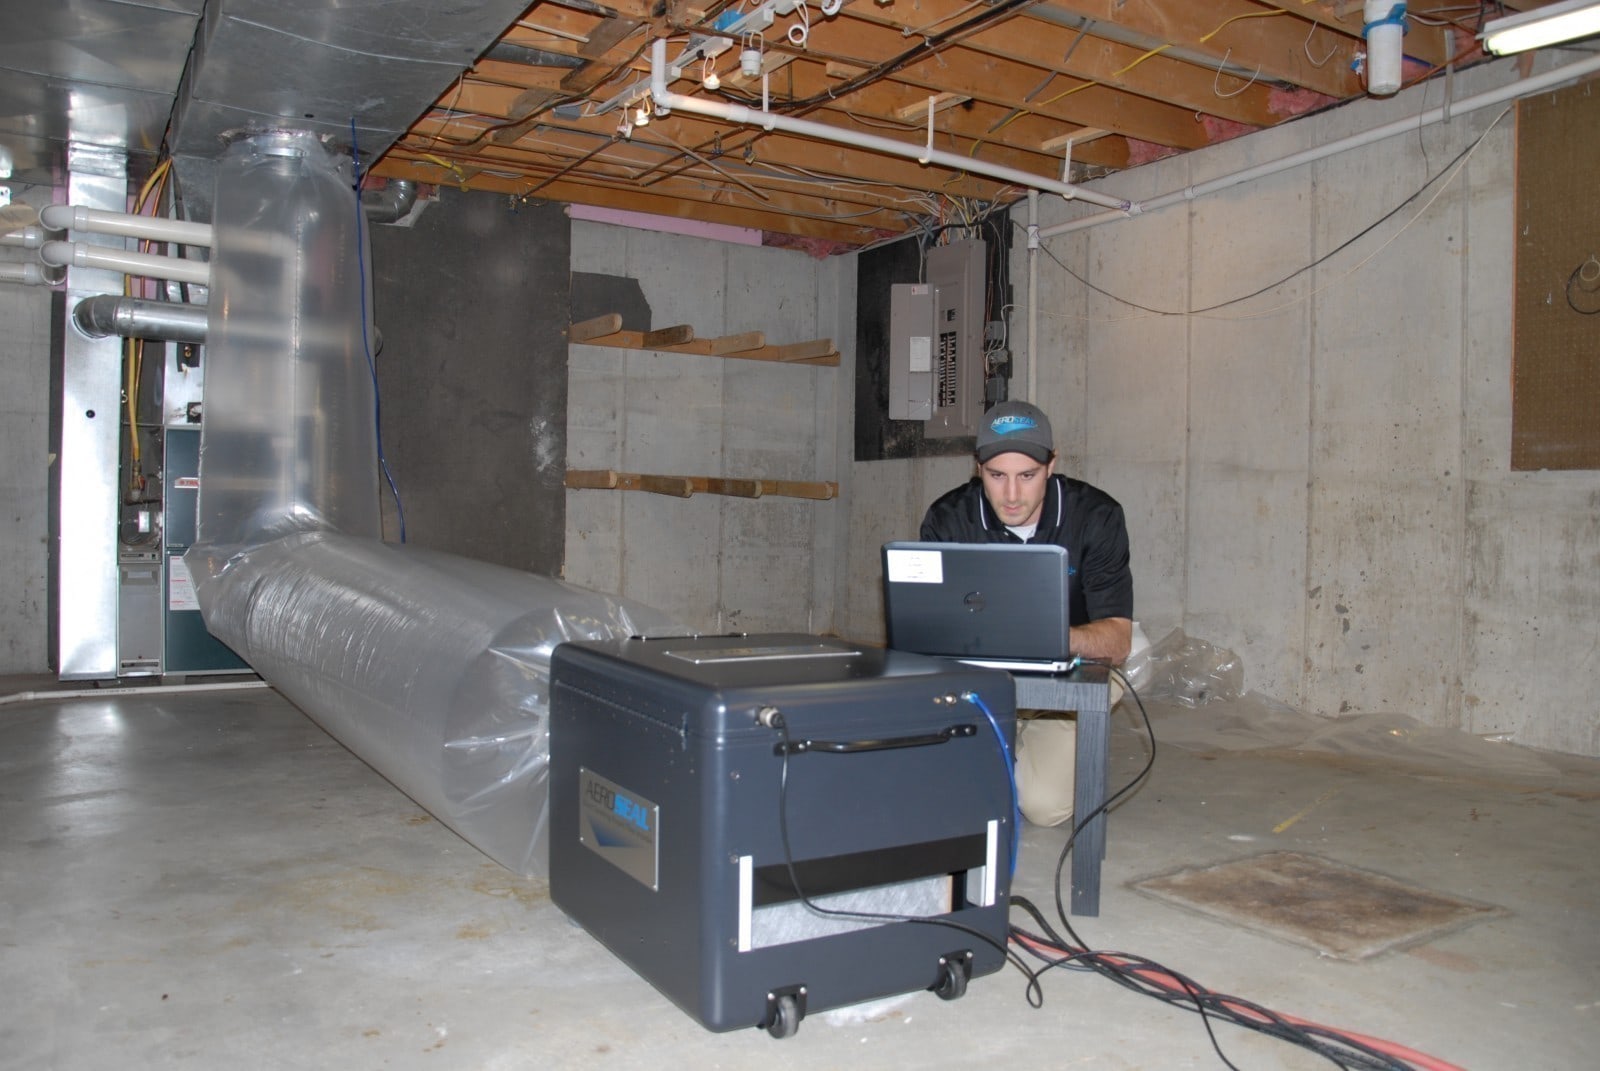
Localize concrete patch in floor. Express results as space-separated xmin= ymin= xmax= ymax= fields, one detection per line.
xmin=1132 ymin=850 xmax=1504 ymax=960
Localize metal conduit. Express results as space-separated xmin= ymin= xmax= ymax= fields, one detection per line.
xmin=647 ymin=40 xmax=1133 ymax=214
xmin=73 ymin=295 xmax=209 ymax=343
xmin=1039 ymin=54 xmax=1600 ymax=239
xmin=360 ymin=179 xmax=418 ymax=224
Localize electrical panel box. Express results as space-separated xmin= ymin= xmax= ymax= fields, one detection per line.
xmin=886 ymin=239 xmax=987 ymax=437
xmin=888 ymin=283 xmax=934 ymax=420
xmin=924 ymin=239 xmax=985 ymax=438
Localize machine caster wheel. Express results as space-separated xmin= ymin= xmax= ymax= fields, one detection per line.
xmin=766 ymin=993 xmax=801 ymax=1039
xmin=933 ymin=952 xmax=971 ymax=1001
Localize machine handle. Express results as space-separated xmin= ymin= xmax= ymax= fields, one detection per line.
xmin=773 ymin=722 xmax=977 ymax=755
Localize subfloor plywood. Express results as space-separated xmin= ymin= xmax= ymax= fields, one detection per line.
xmin=1133 ymin=850 xmax=1503 ymax=961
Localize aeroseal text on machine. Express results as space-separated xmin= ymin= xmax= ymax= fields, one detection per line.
xmin=549 ymin=633 xmax=1017 ymax=1038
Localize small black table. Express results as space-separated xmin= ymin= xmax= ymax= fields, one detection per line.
xmin=1012 ymin=664 xmax=1113 ymax=916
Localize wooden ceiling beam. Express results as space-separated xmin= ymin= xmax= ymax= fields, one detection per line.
xmin=661 ymin=55 xmax=1132 ymax=171
xmin=1034 ymin=0 xmax=1361 ymax=98
xmin=400 ymin=112 xmax=1013 ymax=206
xmin=509 ymin=107 xmax=1030 ymax=198
xmin=838 ymin=0 xmax=1279 ymax=127
xmin=783 ymin=12 xmax=1210 ymax=148
xmin=396 ymin=121 xmax=932 ymax=219
xmin=814 ymin=83 xmax=1131 ymax=169
xmin=886 ymin=49 xmax=1210 ymax=149
xmin=537 ymin=0 xmax=661 ymax=22
xmin=1251 ymin=0 xmax=1454 ymax=67
xmin=371 ymin=156 xmax=902 ymax=245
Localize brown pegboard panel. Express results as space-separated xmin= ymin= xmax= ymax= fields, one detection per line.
xmin=1512 ymin=77 xmax=1600 ymax=471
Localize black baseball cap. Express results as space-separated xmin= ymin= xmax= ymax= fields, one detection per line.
xmin=975 ymin=400 xmax=1054 ymax=464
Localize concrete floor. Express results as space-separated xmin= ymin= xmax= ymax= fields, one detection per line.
xmin=2 ymin=677 xmax=1596 ymax=1070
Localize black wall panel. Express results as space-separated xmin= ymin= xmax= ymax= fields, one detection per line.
xmin=370 ymin=191 xmax=571 ymax=574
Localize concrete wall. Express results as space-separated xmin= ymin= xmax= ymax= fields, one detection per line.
xmin=0 ymin=185 xmax=54 ymax=674
xmin=563 ymin=221 xmax=848 ymax=636
xmin=371 ymin=191 xmax=570 ymax=574
xmin=840 ymin=56 xmax=1599 ymax=757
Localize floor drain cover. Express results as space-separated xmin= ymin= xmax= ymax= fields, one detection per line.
xmin=1133 ymin=851 xmax=1503 ymax=961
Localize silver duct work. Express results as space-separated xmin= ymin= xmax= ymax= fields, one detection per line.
xmin=74 ymin=295 xmax=208 ymax=343
xmin=361 ymin=179 xmax=418 ymax=225
xmin=71 ymin=294 xmax=385 ymax=353
xmin=189 ymin=132 xmax=675 ymax=876
xmin=168 ymin=0 xmax=532 ymax=224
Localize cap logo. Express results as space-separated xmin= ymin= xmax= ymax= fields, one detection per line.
xmin=990 ymin=414 xmax=1038 ymax=436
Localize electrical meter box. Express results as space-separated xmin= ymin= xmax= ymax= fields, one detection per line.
xmin=887 ymin=240 xmax=986 ymax=436
xmin=549 ymin=633 xmax=1017 ymax=1038
xmin=889 ymin=282 xmax=934 ymax=420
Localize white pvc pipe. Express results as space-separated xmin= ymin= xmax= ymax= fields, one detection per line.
xmin=648 ymin=40 xmax=1134 ymax=214
xmin=39 ymin=240 xmax=212 ymax=285
xmin=1041 ymin=53 xmax=1600 ymax=239
xmin=1 ymin=225 xmax=53 ymax=249
xmin=0 ymin=261 xmax=55 ymax=285
xmin=1026 ymin=189 xmax=1038 ymax=402
xmin=0 ymin=679 xmax=268 ymax=707
xmin=40 ymin=204 xmax=213 ymax=247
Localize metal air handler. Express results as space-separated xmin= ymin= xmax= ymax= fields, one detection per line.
xmin=549 ymin=633 xmax=1017 ymax=1038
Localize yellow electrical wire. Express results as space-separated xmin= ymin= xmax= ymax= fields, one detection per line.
xmin=123 ymin=157 xmax=173 ymax=496
xmin=420 ymin=153 xmax=470 ymax=188
xmin=1198 ymin=9 xmax=1288 ymax=43
xmin=965 ymin=9 xmax=1291 ymax=160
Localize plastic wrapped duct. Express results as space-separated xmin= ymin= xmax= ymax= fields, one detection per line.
xmin=188 ymin=531 xmax=676 ymax=874
xmin=199 ymin=130 xmax=382 ymax=546
xmin=188 ymin=131 xmax=678 ymax=876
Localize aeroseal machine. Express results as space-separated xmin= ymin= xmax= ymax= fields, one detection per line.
xmin=549 ymin=633 xmax=1017 ymax=1038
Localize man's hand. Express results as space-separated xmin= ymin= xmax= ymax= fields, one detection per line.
xmin=1069 ymin=616 xmax=1132 ymax=664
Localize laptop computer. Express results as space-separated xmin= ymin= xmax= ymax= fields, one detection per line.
xmin=881 ymin=541 xmax=1078 ymax=674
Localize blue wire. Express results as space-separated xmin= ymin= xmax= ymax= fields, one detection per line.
xmin=350 ymin=117 xmax=407 ymax=543
xmin=963 ymin=689 xmax=1020 ymax=879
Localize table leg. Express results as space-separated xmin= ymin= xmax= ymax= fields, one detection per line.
xmin=1071 ymin=696 xmax=1110 ymax=916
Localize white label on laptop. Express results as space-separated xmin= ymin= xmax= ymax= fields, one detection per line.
xmin=885 ymin=547 xmax=943 ymax=584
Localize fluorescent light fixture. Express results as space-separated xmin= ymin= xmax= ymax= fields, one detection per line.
xmin=1481 ymin=0 xmax=1600 ymax=55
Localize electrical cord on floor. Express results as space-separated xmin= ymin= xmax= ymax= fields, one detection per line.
xmin=349 ymin=118 xmax=408 ymax=543
xmin=1012 ymin=666 xmax=1467 ymax=1071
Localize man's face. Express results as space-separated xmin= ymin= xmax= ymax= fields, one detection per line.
xmin=979 ymin=451 xmax=1055 ymax=528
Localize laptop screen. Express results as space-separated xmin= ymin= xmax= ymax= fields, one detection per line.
xmin=881 ymin=542 xmax=1072 ymax=669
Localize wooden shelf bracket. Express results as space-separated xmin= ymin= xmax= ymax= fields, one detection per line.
xmin=568 ymin=314 xmax=838 ymax=366
xmin=566 ymin=469 xmax=838 ymax=501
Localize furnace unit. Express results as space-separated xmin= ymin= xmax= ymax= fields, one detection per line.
xmin=549 ymin=633 xmax=1017 ymax=1038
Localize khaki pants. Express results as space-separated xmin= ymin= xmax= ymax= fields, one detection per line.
xmin=1014 ymin=675 xmax=1125 ymax=827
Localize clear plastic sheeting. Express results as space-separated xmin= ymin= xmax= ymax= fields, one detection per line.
xmin=188 ymin=531 xmax=677 ymax=875
xmin=1118 ymin=629 xmax=1561 ymax=787
xmin=188 ymin=131 xmax=680 ymax=877
xmin=1122 ymin=627 xmax=1245 ymax=707
xmin=200 ymin=130 xmax=382 ymax=546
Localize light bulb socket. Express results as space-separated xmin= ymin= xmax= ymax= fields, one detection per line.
xmin=739 ymin=48 xmax=762 ymax=78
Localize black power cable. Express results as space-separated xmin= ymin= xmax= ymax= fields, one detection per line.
xmin=762 ymin=705 xmax=1047 ymax=1005
xmin=1011 ymin=669 xmax=1443 ymax=1071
